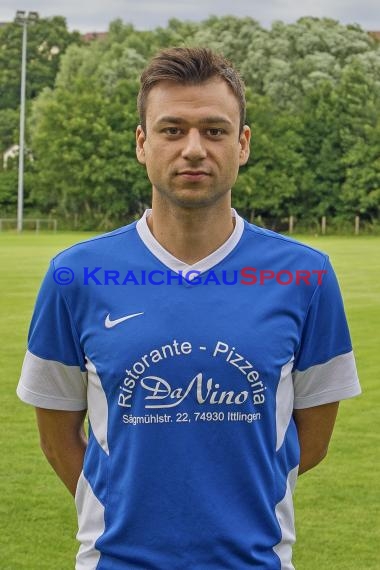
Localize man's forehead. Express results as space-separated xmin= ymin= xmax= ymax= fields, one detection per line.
xmin=145 ymin=78 xmax=240 ymax=123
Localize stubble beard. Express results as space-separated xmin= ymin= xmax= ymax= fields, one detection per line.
xmin=153 ymin=182 xmax=232 ymax=210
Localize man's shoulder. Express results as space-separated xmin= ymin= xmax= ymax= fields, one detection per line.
xmin=52 ymin=220 xmax=138 ymax=267
xmin=241 ymin=220 xmax=328 ymax=265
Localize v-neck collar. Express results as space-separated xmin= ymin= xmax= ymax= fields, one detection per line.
xmin=136 ymin=209 xmax=244 ymax=277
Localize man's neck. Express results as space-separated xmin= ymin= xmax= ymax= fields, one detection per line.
xmin=147 ymin=197 xmax=235 ymax=265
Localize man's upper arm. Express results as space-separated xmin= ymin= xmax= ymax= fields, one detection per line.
xmin=35 ymin=407 xmax=88 ymax=496
xmin=36 ymin=407 xmax=87 ymax=446
xmin=17 ymin=261 xmax=87 ymax=411
xmin=291 ymin=256 xmax=360 ymax=475
xmin=293 ymin=401 xmax=339 ymax=474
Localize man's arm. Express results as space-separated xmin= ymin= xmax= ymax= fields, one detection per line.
xmin=35 ymin=407 xmax=88 ymax=496
xmin=293 ymin=401 xmax=339 ymax=475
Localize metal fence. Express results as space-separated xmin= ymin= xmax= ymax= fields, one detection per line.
xmin=254 ymin=215 xmax=362 ymax=235
xmin=0 ymin=218 xmax=57 ymax=232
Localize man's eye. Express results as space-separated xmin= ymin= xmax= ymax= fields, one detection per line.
xmin=164 ymin=127 xmax=181 ymax=136
xmin=207 ymin=128 xmax=224 ymax=137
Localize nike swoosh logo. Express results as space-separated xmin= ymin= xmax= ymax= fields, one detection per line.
xmin=105 ymin=312 xmax=144 ymax=329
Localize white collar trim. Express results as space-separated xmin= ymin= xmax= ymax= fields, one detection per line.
xmin=136 ymin=208 xmax=244 ymax=276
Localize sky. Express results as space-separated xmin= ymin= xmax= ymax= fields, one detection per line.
xmin=1 ymin=0 xmax=380 ymax=33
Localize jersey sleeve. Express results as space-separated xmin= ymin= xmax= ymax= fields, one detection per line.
xmin=17 ymin=261 xmax=88 ymax=411
xmin=292 ymin=256 xmax=361 ymax=408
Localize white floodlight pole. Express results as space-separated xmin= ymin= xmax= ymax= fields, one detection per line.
xmin=16 ymin=11 xmax=38 ymax=232
xmin=17 ymin=13 xmax=27 ymax=232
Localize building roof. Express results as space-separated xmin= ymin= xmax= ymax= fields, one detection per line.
xmin=81 ymin=31 xmax=108 ymax=42
xmin=368 ymin=31 xmax=380 ymax=40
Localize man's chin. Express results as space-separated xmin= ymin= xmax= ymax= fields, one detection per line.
xmin=167 ymin=189 xmax=227 ymax=209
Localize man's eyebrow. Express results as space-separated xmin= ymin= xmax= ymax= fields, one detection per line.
xmin=199 ymin=117 xmax=233 ymax=126
xmin=155 ymin=116 xmax=233 ymax=126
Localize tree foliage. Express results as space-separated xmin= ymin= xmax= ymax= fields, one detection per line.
xmin=0 ymin=15 xmax=82 ymax=215
xmin=1 ymin=16 xmax=379 ymax=229
xmin=0 ymin=15 xmax=82 ymax=110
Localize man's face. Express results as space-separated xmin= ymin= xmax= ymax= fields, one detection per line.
xmin=136 ymin=77 xmax=250 ymax=209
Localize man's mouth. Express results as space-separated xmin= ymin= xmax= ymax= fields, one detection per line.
xmin=177 ymin=170 xmax=210 ymax=181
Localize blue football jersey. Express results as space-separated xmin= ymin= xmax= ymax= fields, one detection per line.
xmin=18 ymin=211 xmax=360 ymax=569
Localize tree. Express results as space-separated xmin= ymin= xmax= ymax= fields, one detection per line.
xmin=341 ymin=126 xmax=380 ymax=223
xmin=338 ymin=62 xmax=380 ymax=222
xmin=30 ymin=35 xmax=149 ymax=228
xmin=0 ymin=15 xmax=82 ymax=110
xmin=233 ymin=92 xmax=305 ymax=226
xmin=0 ymin=15 xmax=82 ymax=217
xmin=25 ymin=16 xmax=380 ymax=229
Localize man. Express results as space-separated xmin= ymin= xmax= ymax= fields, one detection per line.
xmin=18 ymin=47 xmax=361 ymax=569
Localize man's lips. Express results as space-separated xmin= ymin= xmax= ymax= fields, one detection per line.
xmin=177 ymin=170 xmax=210 ymax=180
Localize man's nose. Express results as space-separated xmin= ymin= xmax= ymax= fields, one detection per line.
xmin=181 ymin=129 xmax=207 ymax=161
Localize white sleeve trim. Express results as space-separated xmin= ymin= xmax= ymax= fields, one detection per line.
xmin=17 ymin=350 xmax=88 ymax=411
xmin=293 ymin=351 xmax=361 ymax=409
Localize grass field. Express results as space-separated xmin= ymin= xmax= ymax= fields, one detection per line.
xmin=0 ymin=232 xmax=379 ymax=569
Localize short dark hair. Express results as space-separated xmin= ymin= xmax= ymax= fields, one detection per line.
xmin=137 ymin=47 xmax=246 ymax=133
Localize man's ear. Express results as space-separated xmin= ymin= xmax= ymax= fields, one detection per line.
xmin=136 ymin=125 xmax=146 ymax=165
xmin=238 ymin=125 xmax=251 ymax=166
